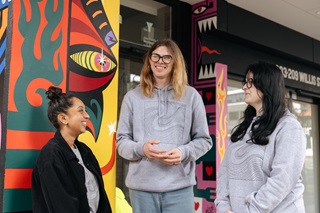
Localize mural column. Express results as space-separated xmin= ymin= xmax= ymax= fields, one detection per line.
xmin=2 ymin=0 xmax=119 ymax=212
xmin=191 ymin=0 xmax=228 ymax=213
xmin=0 ymin=0 xmax=10 ymax=211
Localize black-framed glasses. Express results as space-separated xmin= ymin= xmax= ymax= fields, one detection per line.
xmin=242 ymin=78 xmax=254 ymax=89
xmin=150 ymin=53 xmax=172 ymax=64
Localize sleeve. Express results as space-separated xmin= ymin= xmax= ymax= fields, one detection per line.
xmin=178 ymin=90 xmax=213 ymax=162
xmin=116 ymin=93 xmax=145 ymax=161
xmin=214 ymin=151 xmax=232 ymax=213
xmin=245 ymin=120 xmax=306 ymax=212
xmin=36 ymin=161 xmax=80 ymax=213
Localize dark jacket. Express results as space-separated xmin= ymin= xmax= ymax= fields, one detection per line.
xmin=32 ymin=131 xmax=112 ymax=213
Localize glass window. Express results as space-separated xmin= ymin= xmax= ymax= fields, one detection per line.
xmin=227 ymin=79 xmax=319 ymax=213
xmin=292 ymin=101 xmax=319 ymax=213
xmin=227 ymin=80 xmax=246 ymax=137
xmin=120 ymin=0 xmax=171 ymax=47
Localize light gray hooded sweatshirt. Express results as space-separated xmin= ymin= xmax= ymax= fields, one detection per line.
xmin=215 ymin=110 xmax=306 ymax=213
xmin=116 ymin=84 xmax=212 ymax=192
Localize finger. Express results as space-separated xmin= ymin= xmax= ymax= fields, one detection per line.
xmin=163 ymin=152 xmax=181 ymax=161
xmin=149 ymin=140 xmax=160 ymax=145
xmin=166 ymin=148 xmax=182 ymax=156
xmin=153 ymin=149 xmax=168 ymax=154
xmin=160 ymin=157 xmax=181 ymax=165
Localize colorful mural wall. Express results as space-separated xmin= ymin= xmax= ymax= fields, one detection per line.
xmin=0 ymin=0 xmax=10 ymax=211
xmin=191 ymin=0 xmax=228 ymax=212
xmin=1 ymin=0 xmax=119 ymax=212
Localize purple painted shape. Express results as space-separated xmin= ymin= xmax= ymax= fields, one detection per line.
xmin=105 ymin=31 xmax=117 ymax=47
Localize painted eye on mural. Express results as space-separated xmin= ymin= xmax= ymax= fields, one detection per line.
xmin=70 ymin=50 xmax=116 ymax=72
xmin=193 ymin=6 xmax=207 ymax=15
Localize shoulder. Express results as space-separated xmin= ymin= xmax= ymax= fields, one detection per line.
xmin=279 ymin=110 xmax=301 ymax=127
xmin=123 ymin=85 xmax=144 ymax=101
xmin=183 ymin=86 xmax=203 ymax=102
xmin=184 ymin=86 xmax=201 ymax=97
xmin=275 ymin=110 xmax=303 ymax=134
xmin=39 ymin=138 xmax=61 ymax=155
xmin=186 ymin=86 xmax=198 ymax=93
xmin=35 ymin=139 xmax=65 ymax=166
xmin=127 ymin=85 xmax=142 ymax=95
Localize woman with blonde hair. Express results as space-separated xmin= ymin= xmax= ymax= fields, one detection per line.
xmin=117 ymin=38 xmax=212 ymax=213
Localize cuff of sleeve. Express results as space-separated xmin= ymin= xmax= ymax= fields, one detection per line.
xmin=177 ymin=147 xmax=185 ymax=161
xmin=135 ymin=142 xmax=145 ymax=158
xmin=246 ymin=192 xmax=260 ymax=213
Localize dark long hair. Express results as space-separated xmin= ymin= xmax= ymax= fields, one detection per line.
xmin=231 ymin=61 xmax=291 ymax=145
xmin=46 ymin=86 xmax=75 ymax=129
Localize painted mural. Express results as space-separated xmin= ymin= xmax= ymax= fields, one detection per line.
xmin=2 ymin=0 xmax=119 ymax=212
xmin=0 ymin=0 xmax=9 ymax=151
xmin=0 ymin=1 xmax=10 ymax=211
xmin=191 ymin=0 xmax=228 ymax=212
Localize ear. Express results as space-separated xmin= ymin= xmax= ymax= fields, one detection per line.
xmin=58 ymin=113 xmax=68 ymax=125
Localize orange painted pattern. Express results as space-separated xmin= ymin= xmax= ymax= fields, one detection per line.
xmin=216 ymin=64 xmax=228 ymax=164
xmin=0 ymin=8 xmax=8 ymax=36
xmin=6 ymin=130 xmax=54 ymax=150
xmin=4 ymin=169 xmax=33 ymax=189
xmin=100 ymin=132 xmax=116 ymax=175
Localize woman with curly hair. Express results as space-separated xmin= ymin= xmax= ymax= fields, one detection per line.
xmin=32 ymin=86 xmax=112 ymax=213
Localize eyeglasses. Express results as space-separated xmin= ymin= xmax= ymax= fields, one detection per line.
xmin=242 ymin=78 xmax=254 ymax=89
xmin=150 ymin=53 xmax=172 ymax=64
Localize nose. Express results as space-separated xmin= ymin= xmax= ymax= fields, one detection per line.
xmin=242 ymin=84 xmax=247 ymax=90
xmin=84 ymin=111 xmax=90 ymax=119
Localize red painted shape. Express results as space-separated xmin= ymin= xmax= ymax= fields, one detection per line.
xmin=4 ymin=169 xmax=32 ymax=189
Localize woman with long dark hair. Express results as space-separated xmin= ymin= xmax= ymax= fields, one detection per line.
xmin=215 ymin=62 xmax=306 ymax=213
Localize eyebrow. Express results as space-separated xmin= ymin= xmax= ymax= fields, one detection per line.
xmin=152 ymin=53 xmax=171 ymax=56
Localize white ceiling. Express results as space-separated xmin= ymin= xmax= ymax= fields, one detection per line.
xmin=180 ymin=0 xmax=320 ymax=41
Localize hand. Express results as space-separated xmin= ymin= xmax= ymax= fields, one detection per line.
xmin=143 ymin=140 xmax=167 ymax=160
xmin=159 ymin=148 xmax=182 ymax=165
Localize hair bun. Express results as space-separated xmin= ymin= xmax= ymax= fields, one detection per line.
xmin=46 ymin=86 xmax=63 ymax=101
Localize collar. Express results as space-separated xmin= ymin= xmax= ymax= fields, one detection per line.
xmin=53 ymin=131 xmax=88 ymax=161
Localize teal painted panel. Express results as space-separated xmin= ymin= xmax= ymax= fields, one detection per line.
xmin=3 ymin=189 xmax=32 ymax=212
xmin=5 ymin=150 xmax=39 ymax=169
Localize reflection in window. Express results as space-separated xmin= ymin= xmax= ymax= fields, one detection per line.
xmin=120 ymin=1 xmax=171 ymax=47
xmin=292 ymin=101 xmax=319 ymax=213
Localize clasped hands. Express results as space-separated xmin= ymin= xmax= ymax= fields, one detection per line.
xmin=143 ymin=140 xmax=182 ymax=166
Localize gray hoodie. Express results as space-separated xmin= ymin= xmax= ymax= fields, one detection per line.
xmin=215 ymin=110 xmax=306 ymax=213
xmin=116 ymin=84 xmax=212 ymax=192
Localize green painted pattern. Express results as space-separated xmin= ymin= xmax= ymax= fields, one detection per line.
xmin=5 ymin=150 xmax=40 ymax=169
xmin=3 ymin=189 xmax=32 ymax=212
